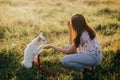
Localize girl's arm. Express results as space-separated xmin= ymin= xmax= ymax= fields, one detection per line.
xmin=44 ymin=43 xmax=77 ymax=54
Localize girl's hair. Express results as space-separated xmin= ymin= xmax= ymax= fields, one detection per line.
xmin=71 ymin=14 xmax=96 ymax=47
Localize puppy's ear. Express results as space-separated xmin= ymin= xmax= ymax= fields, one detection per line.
xmin=38 ymin=33 xmax=43 ymax=38
xmin=38 ymin=37 xmax=41 ymax=42
xmin=40 ymin=32 xmax=43 ymax=36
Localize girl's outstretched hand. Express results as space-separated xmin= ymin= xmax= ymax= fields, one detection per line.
xmin=44 ymin=44 xmax=52 ymax=49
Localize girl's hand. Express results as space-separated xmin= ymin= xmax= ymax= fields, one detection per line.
xmin=44 ymin=44 xmax=52 ymax=49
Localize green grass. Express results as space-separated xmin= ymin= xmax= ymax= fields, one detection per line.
xmin=0 ymin=0 xmax=120 ymax=80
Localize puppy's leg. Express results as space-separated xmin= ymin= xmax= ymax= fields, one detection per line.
xmin=34 ymin=46 xmax=44 ymax=55
xmin=33 ymin=46 xmax=44 ymax=65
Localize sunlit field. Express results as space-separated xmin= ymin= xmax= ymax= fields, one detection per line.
xmin=0 ymin=0 xmax=120 ymax=80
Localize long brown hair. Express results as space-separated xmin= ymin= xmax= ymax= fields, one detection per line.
xmin=71 ymin=14 xmax=96 ymax=47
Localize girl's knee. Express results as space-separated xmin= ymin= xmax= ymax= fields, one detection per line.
xmin=61 ymin=56 xmax=69 ymax=65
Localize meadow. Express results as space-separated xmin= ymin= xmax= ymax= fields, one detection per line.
xmin=0 ymin=0 xmax=120 ymax=80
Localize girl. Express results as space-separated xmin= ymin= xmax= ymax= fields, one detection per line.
xmin=44 ymin=14 xmax=102 ymax=74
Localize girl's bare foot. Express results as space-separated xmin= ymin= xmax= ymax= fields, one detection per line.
xmin=85 ymin=66 xmax=93 ymax=70
xmin=83 ymin=66 xmax=95 ymax=75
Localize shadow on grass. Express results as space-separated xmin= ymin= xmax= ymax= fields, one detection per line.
xmin=0 ymin=48 xmax=120 ymax=80
xmin=0 ymin=48 xmax=47 ymax=80
xmin=16 ymin=66 xmax=47 ymax=80
xmin=41 ymin=60 xmax=73 ymax=75
xmin=0 ymin=48 xmax=22 ymax=80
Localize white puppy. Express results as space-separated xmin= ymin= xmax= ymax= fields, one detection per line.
xmin=21 ymin=34 xmax=48 ymax=68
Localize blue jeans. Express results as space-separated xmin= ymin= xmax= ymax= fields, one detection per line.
xmin=62 ymin=46 xmax=102 ymax=72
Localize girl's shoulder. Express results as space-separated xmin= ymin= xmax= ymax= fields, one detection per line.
xmin=82 ymin=30 xmax=89 ymax=37
xmin=81 ymin=31 xmax=90 ymax=41
xmin=82 ymin=30 xmax=88 ymax=34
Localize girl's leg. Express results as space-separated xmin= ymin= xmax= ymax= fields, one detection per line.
xmin=62 ymin=53 xmax=95 ymax=72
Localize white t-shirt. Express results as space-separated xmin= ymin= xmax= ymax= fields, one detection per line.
xmin=77 ymin=31 xmax=101 ymax=54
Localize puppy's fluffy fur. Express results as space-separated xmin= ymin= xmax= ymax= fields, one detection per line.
xmin=21 ymin=34 xmax=47 ymax=68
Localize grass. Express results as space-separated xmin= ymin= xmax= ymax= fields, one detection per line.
xmin=0 ymin=0 xmax=120 ymax=80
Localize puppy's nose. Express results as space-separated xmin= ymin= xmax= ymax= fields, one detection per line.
xmin=46 ymin=41 xmax=48 ymax=44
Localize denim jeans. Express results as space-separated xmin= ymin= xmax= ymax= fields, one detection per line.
xmin=61 ymin=45 xmax=102 ymax=72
